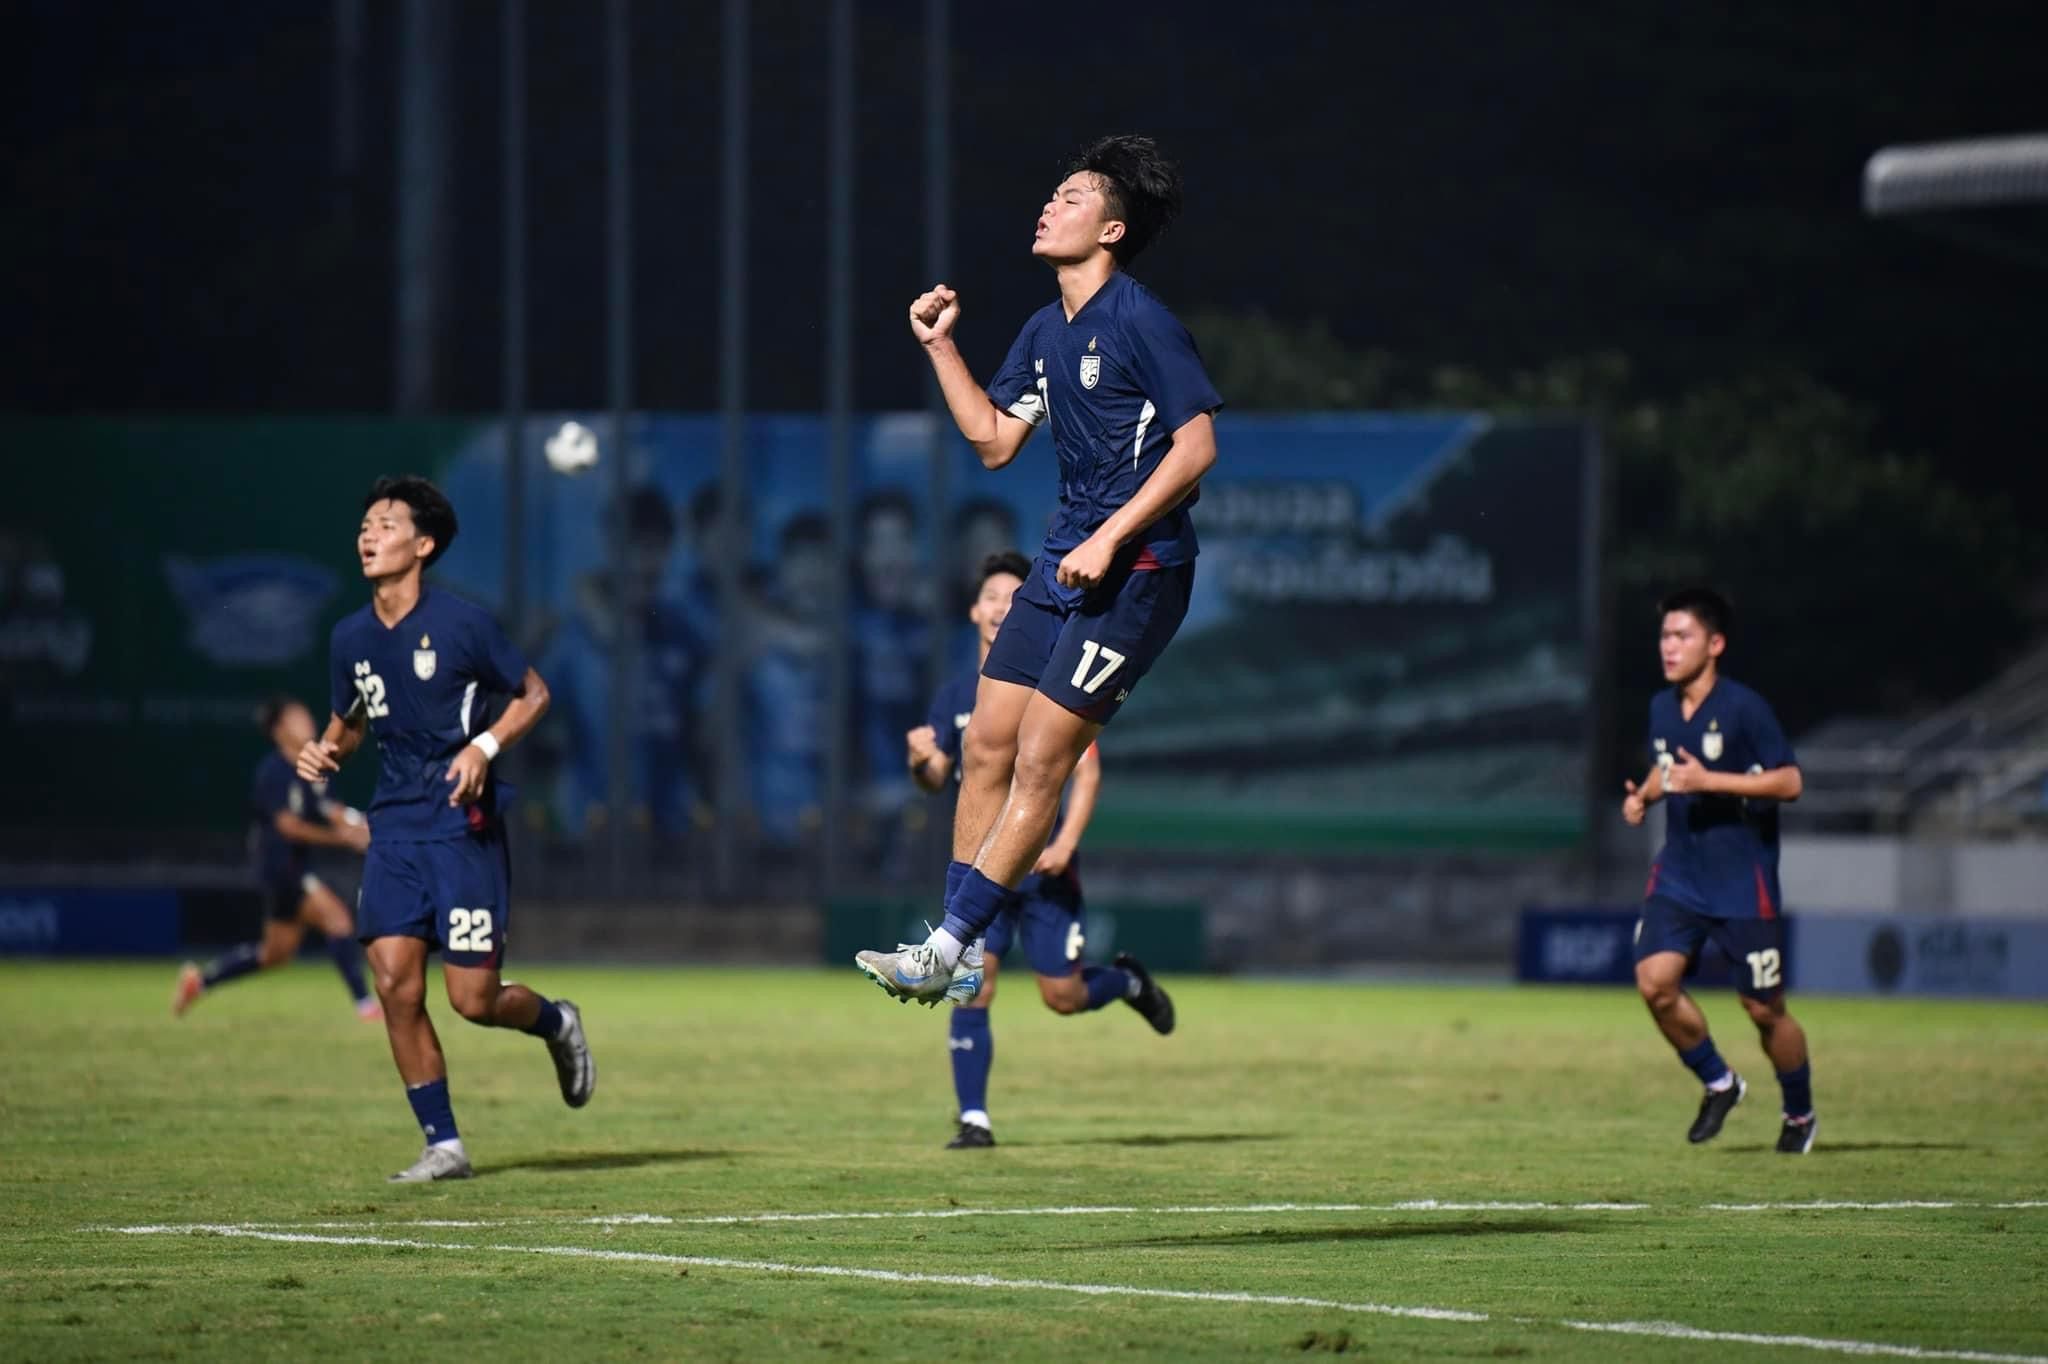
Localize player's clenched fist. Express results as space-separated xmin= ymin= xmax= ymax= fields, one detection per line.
xmin=298 ymin=739 xmax=341 ymax=783
xmin=905 ymin=724 xmax=943 ymax=771
xmin=908 ymin=284 xmax=961 ymax=345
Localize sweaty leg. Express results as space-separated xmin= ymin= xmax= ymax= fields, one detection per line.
xmin=951 ymin=677 xmax=1032 ymax=862
xmin=934 ymin=693 xmax=1100 ymax=961
xmin=976 ymin=693 xmax=1102 ymax=885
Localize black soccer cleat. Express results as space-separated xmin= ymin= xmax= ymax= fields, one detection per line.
xmin=946 ymin=1121 xmax=996 ymax=1149
xmin=1776 ymin=1113 xmax=1818 ymax=1154
xmin=1687 ymin=1073 xmax=1745 ymax=1144
xmin=1115 ymin=952 xmax=1175 ymax=1036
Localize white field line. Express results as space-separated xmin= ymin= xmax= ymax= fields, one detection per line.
xmin=107 ymin=1223 xmax=2048 ymax=1364
xmin=93 ymin=1197 xmax=2048 ymax=1233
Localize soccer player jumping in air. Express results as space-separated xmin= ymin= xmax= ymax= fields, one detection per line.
xmin=300 ymin=476 xmax=593 ymax=1182
xmin=909 ymin=552 xmax=1175 ymax=1148
xmin=1624 ymin=588 xmax=1817 ymax=1154
xmin=856 ymin=134 xmax=1219 ymax=1006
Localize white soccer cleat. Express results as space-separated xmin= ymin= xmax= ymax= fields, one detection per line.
xmin=389 ymin=1144 xmax=474 ymax=1183
xmin=546 ymin=999 xmax=595 ymax=1108
xmin=855 ymin=941 xmax=974 ymax=1007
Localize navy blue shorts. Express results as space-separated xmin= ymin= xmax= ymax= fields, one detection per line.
xmin=261 ymin=873 xmax=318 ymax=922
xmin=1634 ymin=896 xmax=1787 ymax=1001
xmin=984 ymin=873 xmax=1087 ymax=978
xmin=358 ymin=828 xmax=510 ymax=968
xmin=982 ymin=554 xmax=1194 ymax=724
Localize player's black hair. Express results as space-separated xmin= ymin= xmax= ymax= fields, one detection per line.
xmin=364 ymin=474 xmax=459 ymax=567
xmin=1067 ymin=134 xmax=1184 ymax=266
xmin=254 ymin=694 xmax=301 ymax=736
xmin=976 ymin=551 xmax=1032 ymax=593
xmin=859 ymin=487 xmax=919 ymax=528
xmin=1659 ymin=586 xmax=1733 ymax=640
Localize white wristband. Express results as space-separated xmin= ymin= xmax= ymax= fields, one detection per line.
xmin=469 ymin=732 xmax=501 ymax=762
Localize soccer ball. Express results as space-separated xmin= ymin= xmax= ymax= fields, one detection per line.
xmin=544 ymin=420 xmax=600 ymax=476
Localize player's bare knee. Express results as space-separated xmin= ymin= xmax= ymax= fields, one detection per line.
xmin=375 ymin=969 xmax=424 ymax=1013
xmin=961 ymin=721 xmax=1015 ymax=782
xmin=1635 ymin=968 xmax=1679 ymax=1013
xmin=258 ymin=943 xmax=292 ymax=969
xmin=1741 ymin=994 xmax=1784 ymax=1030
xmin=1038 ymin=974 xmax=1086 ymax=1014
xmin=1010 ymin=741 xmax=1071 ymax=803
xmin=446 ymin=980 xmax=499 ymax=1025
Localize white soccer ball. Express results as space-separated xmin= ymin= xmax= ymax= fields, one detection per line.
xmin=544 ymin=420 xmax=600 ymax=476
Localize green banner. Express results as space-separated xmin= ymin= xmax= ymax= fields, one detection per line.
xmin=0 ymin=418 xmax=480 ymax=831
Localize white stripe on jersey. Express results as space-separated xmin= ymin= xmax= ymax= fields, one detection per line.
xmin=461 ymin=680 xmax=478 ymax=736
xmin=1132 ymin=399 xmax=1156 ymax=470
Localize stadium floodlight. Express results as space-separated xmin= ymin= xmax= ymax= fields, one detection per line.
xmin=1862 ymin=132 xmax=2048 ymax=218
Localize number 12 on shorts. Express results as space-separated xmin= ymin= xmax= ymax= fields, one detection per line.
xmin=1070 ymin=640 xmax=1126 ymax=695
xmin=1745 ymin=948 xmax=1782 ymax=991
xmin=449 ymin=907 xmax=495 ymax=953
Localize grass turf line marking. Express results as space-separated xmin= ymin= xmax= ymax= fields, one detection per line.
xmin=119 ymin=1196 xmax=2048 ymax=1233
xmin=108 ymin=1224 xmax=2048 ymax=1364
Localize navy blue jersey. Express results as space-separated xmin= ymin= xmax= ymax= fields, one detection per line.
xmin=249 ymin=751 xmax=320 ymax=886
xmin=328 ymin=587 xmax=530 ymax=843
xmin=987 ymin=273 xmax=1222 ymax=592
xmin=1647 ymin=677 xmax=1798 ymax=919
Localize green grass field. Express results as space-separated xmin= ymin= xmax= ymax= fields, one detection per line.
xmin=4 ymin=961 xmax=2045 ymax=1362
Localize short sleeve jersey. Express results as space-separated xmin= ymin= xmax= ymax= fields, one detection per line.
xmin=1647 ymin=677 xmax=1799 ymax=919
xmin=985 ymin=273 xmax=1222 ymax=582
xmin=328 ymin=587 xmax=530 ymax=842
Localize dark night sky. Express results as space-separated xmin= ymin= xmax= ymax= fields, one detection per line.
xmin=10 ymin=0 xmax=2047 ymax=500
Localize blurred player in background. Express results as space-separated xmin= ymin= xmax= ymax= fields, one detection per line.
xmin=857 ymin=134 xmax=1220 ymax=1010
xmin=908 ymin=552 xmax=1173 ymax=1148
xmin=301 ymin=475 xmax=592 ymax=1182
xmin=1624 ymin=587 xmax=1817 ymax=1154
xmin=173 ymin=696 xmax=376 ymax=1019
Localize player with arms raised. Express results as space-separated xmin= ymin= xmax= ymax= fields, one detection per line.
xmin=301 ymin=476 xmax=594 ymax=1182
xmin=1625 ymin=587 xmax=1817 ymax=1154
xmin=856 ymin=133 xmax=1217 ymax=1008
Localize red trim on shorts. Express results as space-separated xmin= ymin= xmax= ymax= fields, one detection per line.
xmin=1131 ymin=546 xmax=1162 ymax=570
xmin=1644 ymin=863 xmax=1660 ymax=899
xmin=1755 ymin=866 xmax=1777 ymax=920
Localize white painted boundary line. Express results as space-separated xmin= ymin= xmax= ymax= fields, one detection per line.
xmin=98 ymin=1197 xmax=2048 ymax=1233
xmin=107 ymin=1224 xmax=2048 ymax=1364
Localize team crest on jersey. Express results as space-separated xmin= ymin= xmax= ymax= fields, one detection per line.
xmin=1702 ymin=720 xmax=1723 ymax=762
xmin=414 ymin=633 xmax=437 ymax=681
xmin=1079 ymin=355 xmax=1101 ymax=389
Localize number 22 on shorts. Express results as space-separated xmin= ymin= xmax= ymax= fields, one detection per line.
xmin=449 ymin=908 xmax=495 ymax=953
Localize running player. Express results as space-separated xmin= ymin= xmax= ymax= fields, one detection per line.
xmin=173 ymin=696 xmax=377 ymax=1020
xmin=300 ymin=475 xmax=593 ymax=1182
xmin=857 ymin=133 xmax=1220 ymax=1006
xmin=1624 ymin=587 xmax=1817 ymax=1154
xmin=909 ymin=552 xmax=1174 ymax=1148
